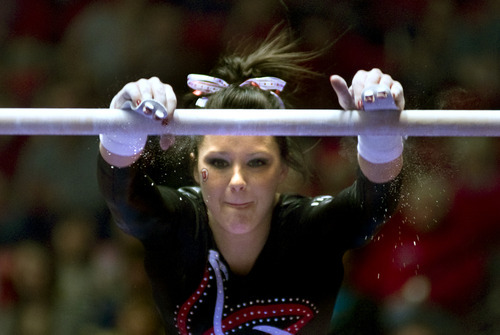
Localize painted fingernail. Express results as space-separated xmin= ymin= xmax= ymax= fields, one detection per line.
xmin=143 ymin=102 xmax=154 ymax=115
xmin=376 ymin=89 xmax=388 ymax=98
xmin=136 ymin=99 xmax=142 ymax=106
xmin=154 ymin=110 xmax=165 ymax=120
xmin=161 ymin=118 xmax=170 ymax=126
xmin=357 ymin=99 xmax=363 ymax=110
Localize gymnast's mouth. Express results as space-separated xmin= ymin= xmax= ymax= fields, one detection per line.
xmin=225 ymin=202 xmax=253 ymax=209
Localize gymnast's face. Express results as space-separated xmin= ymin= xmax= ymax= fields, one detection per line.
xmin=194 ymin=136 xmax=288 ymax=236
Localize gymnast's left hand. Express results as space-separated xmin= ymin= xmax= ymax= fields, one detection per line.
xmin=329 ymin=68 xmax=405 ymax=111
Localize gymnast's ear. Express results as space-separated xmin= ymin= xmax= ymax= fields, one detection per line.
xmin=191 ymin=152 xmax=200 ymax=184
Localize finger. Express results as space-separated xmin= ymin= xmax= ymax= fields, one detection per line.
xmin=391 ymin=81 xmax=405 ymax=110
xmin=351 ymin=70 xmax=370 ymax=109
xmin=160 ymin=134 xmax=176 ymax=150
xmin=330 ymin=75 xmax=355 ymax=110
xmin=111 ymin=82 xmax=141 ymax=109
xmin=146 ymin=77 xmax=175 ymax=123
xmin=162 ymin=84 xmax=177 ymax=125
xmin=147 ymin=77 xmax=168 ymax=120
xmin=136 ymin=78 xmax=160 ymax=116
xmin=150 ymin=77 xmax=166 ymax=104
xmin=379 ymin=74 xmax=394 ymax=89
xmin=364 ymin=68 xmax=384 ymax=86
xmin=137 ymin=78 xmax=154 ymax=103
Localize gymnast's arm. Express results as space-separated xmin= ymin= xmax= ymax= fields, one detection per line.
xmin=297 ymin=164 xmax=402 ymax=251
xmin=99 ymin=144 xmax=141 ymax=167
xmin=319 ymin=69 xmax=404 ymax=247
xmin=330 ymin=69 xmax=405 ymax=183
xmin=358 ymin=155 xmax=403 ymax=183
xmin=336 ymin=167 xmax=402 ymax=248
xmin=97 ymin=153 xmax=202 ymax=241
xmin=98 ymin=78 xmax=184 ymax=239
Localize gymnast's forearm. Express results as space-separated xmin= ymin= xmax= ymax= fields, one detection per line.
xmin=358 ymin=154 xmax=403 ymax=184
xmin=99 ymin=143 xmax=143 ymax=167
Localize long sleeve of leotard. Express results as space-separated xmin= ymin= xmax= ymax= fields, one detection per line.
xmin=337 ymin=169 xmax=402 ymax=248
xmin=97 ymin=155 xmax=205 ymax=241
xmin=284 ymin=168 xmax=402 ymax=251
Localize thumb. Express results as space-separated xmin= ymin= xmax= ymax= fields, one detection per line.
xmin=160 ymin=134 xmax=176 ymax=151
xmin=330 ymin=75 xmax=356 ymax=110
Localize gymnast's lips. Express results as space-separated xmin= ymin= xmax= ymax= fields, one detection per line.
xmin=225 ymin=201 xmax=253 ymax=209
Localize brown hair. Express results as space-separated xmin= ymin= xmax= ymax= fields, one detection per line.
xmin=149 ymin=29 xmax=319 ymax=185
xmin=184 ymin=27 xmax=320 ymax=109
xmin=185 ymin=29 xmax=319 ymax=178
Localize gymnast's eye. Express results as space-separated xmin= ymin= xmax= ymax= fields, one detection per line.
xmin=206 ymin=158 xmax=230 ymax=169
xmin=248 ymin=158 xmax=268 ymax=167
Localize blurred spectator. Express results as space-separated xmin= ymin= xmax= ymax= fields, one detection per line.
xmin=11 ymin=241 xmax=54 ymax=304
xmin=1 ymin=135 xmax=104 ymax=243
xmin=222 ymin=0 xmax=285 ymax=43
xmin=384 ymin=0 xmax=456 ymax=109
xmin=58 ymin=0 xmax=146 ymax=97
xmin=382 ymin=304 xmax=464 ymax=335
xmin=0 ymin=137 xmax=30 ymax=233
xmin=113 ymin=296 xmax=163 ymax=335
xmin=0 ymin=0 xmax=15 ymax=43
xmin=306 ymin=137 xmax=357 ymax=196
xmin=9 ymin=0 xmax=55 ymax=42
xmin=344 ymin=137 xmax=500 ymax=332
xmin=51 ymin=214 xmax=100 ymax=334
xmin=471 ymin=249 xmax=500 ymax=334
xmin=450 ymin=0 xmax=500 ymax=109
xmin=59 ymin=0 xmax=187 ymax=102
xmin=9 ymin=0 xmax=93 ymax=42
xmin=7 ymin=241 xmax=55 ymax=335
xmin=0 ymin=36 xmax=55 ymax=107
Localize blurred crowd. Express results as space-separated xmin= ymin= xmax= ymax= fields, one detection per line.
xmin=0 ymin=0 xmax=499 ymax=334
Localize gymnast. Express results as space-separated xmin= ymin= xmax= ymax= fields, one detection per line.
xmin=97 ymin=32 xmax=404 ymax=334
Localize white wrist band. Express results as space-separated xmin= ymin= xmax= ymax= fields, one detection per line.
xmin=99 ymin=99 xmax=153 ymax=157
xmin=358 ymin=84 xmax=404 ymax=163
xmin=357 ymin=135 xmax=403 ymax=164
xmin=100 ymin=133 xmax=147 ymax=157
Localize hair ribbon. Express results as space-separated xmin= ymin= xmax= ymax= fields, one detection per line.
xmin=187 ymin=74 xmax=286 ymax=108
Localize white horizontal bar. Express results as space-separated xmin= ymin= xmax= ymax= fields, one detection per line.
xmin=0 ymin=108 xmax=499 ymax=136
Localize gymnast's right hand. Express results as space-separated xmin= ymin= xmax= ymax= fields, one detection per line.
xmin=100 ymin=77 xmax=177 ymax=167
xmin=110 ymin=77 xmax=177 ymax=122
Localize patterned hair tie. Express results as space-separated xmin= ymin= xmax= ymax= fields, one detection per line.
xmin=187 ymin=74 xmax=286 ymax=108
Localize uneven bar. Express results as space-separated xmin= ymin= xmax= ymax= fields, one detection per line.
xmin=0 ymin=108 xmax=499 ymax=136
